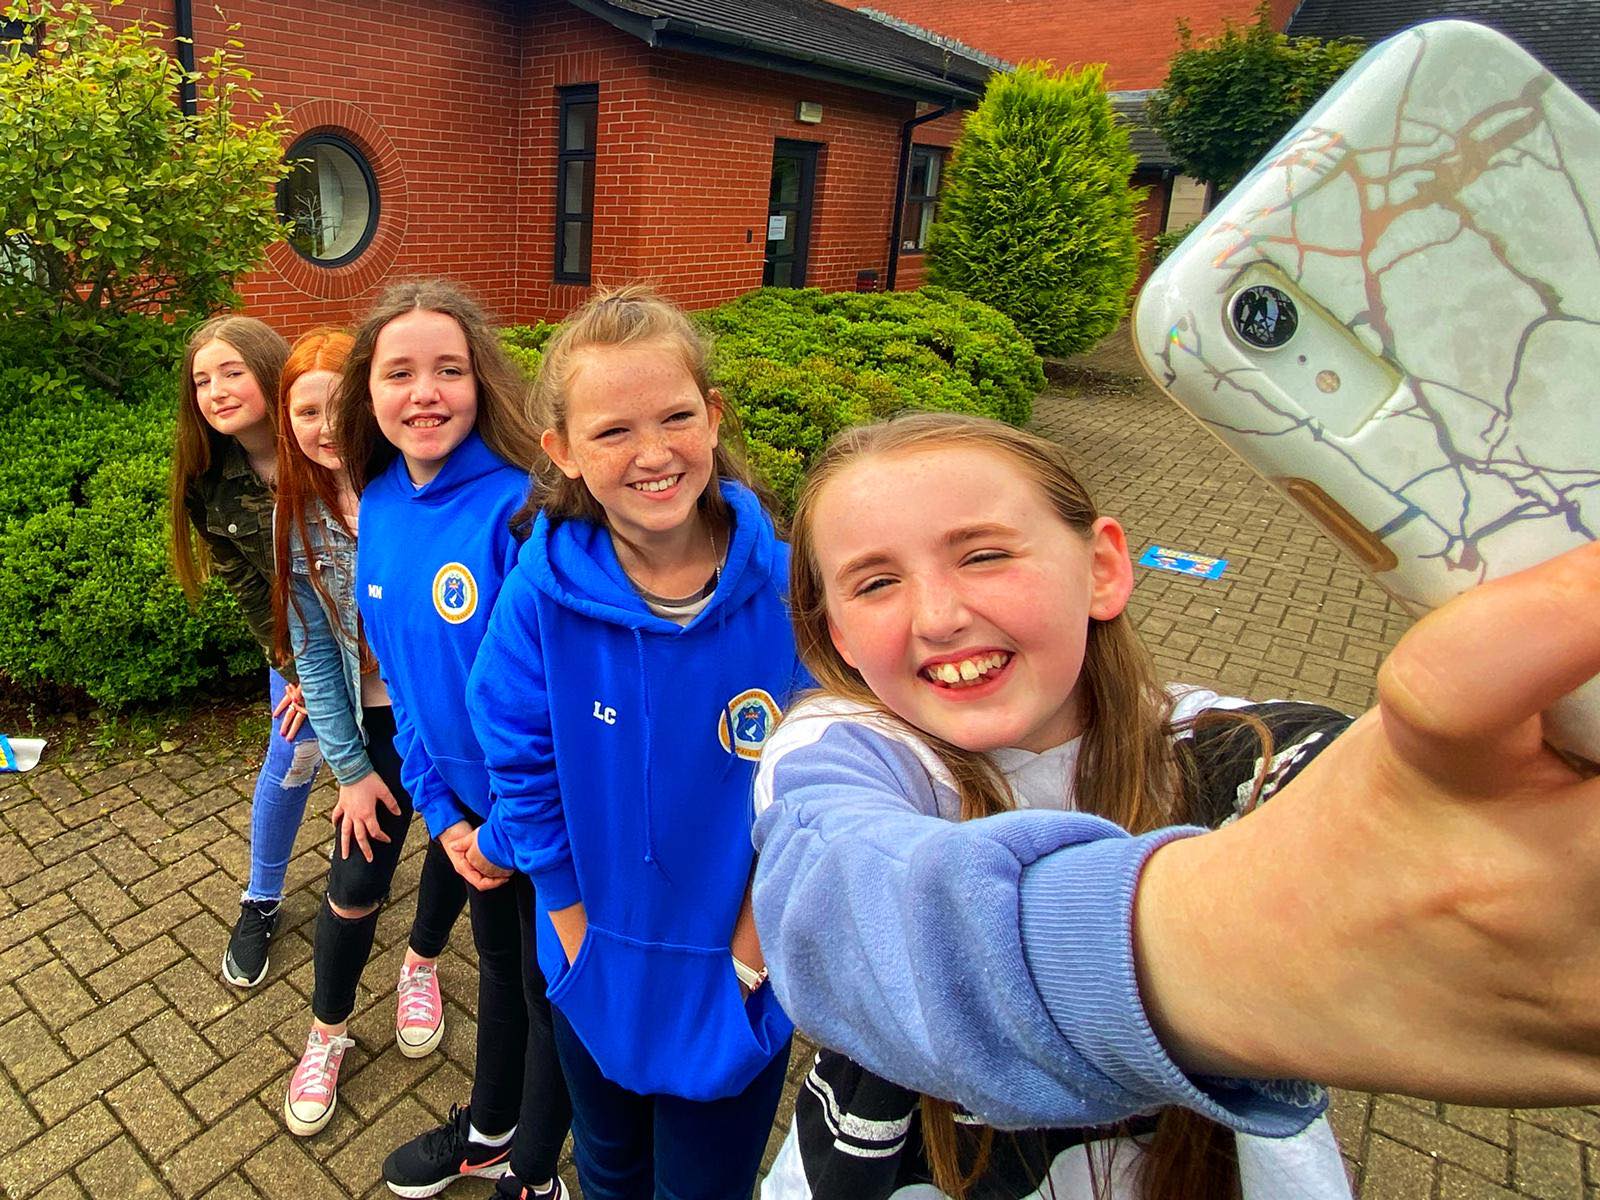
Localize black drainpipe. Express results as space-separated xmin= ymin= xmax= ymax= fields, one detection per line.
xmin=886 ymin=99 xmax=955 ymax=291
xmin=174 ymin=0 xmax=196 ymax=116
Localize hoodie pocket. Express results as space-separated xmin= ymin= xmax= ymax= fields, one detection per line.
xmin=547 ymin=923 xmax=786 ymax=1100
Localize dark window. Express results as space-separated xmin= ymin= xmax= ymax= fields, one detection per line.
xmin=2 ymin=16 xmax=36 ymax=53
xmin=901 ymin=146 xmax=945 ymax=252
xmin=276 ymin=133 xmax=379 ymax=267
xmin=557 ymin=85 xmax=597 ymax=283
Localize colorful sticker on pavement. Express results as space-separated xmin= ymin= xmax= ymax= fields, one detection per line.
xmin=1138 ymin=545 xmax=1228 ymax=579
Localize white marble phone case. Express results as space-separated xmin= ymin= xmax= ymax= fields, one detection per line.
xmin=1133 ymin=20 xmax=1600 ymax=760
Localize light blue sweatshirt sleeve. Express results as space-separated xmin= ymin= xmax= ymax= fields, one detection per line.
xmin=286 ymin=571 xmax=371 ymax=786
xmin=468 ymin=570 xmax=583 ymax=910
xmin=751 ymin=715 xmax=1322 ymax=1136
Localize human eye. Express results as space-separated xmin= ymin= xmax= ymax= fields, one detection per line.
xmin=594 ymin=425 xmax=628 ymax=440
xmin=963 ymin=549 xmax=1011 ymax=566
xmin=852 ymin=575 xmax=897 ymax=598
xmin=665 ymin=409 xmax=695 ymax=424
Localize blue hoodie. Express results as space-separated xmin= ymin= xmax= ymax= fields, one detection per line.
xmin=356 ymin=430 xmax=528 ymax=835
xmin=468 ymin=480 xmax=802 ymax=1101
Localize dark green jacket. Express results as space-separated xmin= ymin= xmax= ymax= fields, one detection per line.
xmin=183 ymin=442 xmax=297 ymax=683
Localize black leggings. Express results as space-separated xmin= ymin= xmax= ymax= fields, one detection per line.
xmin=469 ymin=870 xmax=573 ymax=1182
xmin=310 ymin=706 xmax=468 ymax=1024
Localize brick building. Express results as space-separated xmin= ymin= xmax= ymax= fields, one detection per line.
xmin=111 ymin=0 xmax=991 ymax=334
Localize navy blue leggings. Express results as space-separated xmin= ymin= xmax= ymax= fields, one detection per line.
xmin=553 ymin=1008 xmax=790 ymax=1200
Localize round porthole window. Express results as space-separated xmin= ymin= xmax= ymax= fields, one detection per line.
xmin=277 ymin=134 xmax=379 ymax=266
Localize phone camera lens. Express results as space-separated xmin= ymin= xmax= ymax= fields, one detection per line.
xmin=1230 ymin=285 xmax=1299 ymax=350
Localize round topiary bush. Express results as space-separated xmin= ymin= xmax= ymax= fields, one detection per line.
xmin=928 ymin=62 xmax=1141 ymax=358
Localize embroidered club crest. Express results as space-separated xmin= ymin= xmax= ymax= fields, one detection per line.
xmin=432 ymin=562 xmax=479 ymax=624
xmin=718 ymin=688 xmax=781 ymax=761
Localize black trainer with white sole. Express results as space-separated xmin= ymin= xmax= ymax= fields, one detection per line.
xmin=222 ymin=898 xmax=279 ymax=988
xmin=384 ymin=1103 xmax=513 ymax=1198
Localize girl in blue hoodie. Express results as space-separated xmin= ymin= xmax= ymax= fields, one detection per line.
xmin=465 ymin=285 xmax=801 ymax=1200
xmin=334 ymin=281 xmax=571 ymax=1200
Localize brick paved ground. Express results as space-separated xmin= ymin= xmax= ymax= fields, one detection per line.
xmin=0 ymin=329 xmax=1594 ymax=1198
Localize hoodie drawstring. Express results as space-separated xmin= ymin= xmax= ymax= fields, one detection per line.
xmin=634 ymin=629 xmax=662 ymax=872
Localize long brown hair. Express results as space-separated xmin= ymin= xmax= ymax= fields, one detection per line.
xmin=334 ymin=280 xmax=542 ymax=493
xmin=168 ymin=315 xmax=289 ymax=600
xmin=520 ymin=282 xmax=773 ymax=536
xmin=270 ymin=328 xmax=356 ymax=667
xmin=789 ymin=413 xmax=1243 ymax=1200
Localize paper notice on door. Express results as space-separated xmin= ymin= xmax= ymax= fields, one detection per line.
xmin=767 ymin=215 xmax=788 ymax=241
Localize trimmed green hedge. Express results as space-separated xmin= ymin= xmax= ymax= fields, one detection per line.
xmin=0 ymin=338 xmax=259 ymax=707
xmin=5 ymin=286 xmax=1040 ymax=707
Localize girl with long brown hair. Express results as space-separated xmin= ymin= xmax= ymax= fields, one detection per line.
xmin=753 ymin=413 xmax=1352 ymax=1200
xmin=269 ymin=329 xmax=468 ymax=1138
xmin=334 ymin=281 xmax=571 ymax=1200
xmin=169 ymin=315 xmax=325 ymax=992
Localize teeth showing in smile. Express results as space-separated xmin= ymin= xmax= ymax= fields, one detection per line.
xmin=923 ymin=652 xmax=1010 ymax=688
xmin=631 ymin=475 xmax=682 ymax=493
xmin=407 ymin=416 xmax=444 ymax=428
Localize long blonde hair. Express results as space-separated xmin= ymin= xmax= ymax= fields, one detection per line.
xmin=168 ymin=315 xmax=289 ymax=600
xmin=520 ymin=282 xmax=772 ymax=535
xmin=789 ymin=412 xmax=1243 ymax=1200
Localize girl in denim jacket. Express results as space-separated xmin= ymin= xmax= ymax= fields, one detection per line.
xmin=269 ymin=329 xmax=469 ymax=1137
xmin=170 ymin=316 xmax=324 ymax=990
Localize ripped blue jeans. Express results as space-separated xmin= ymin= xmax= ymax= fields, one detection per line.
xmin=243 ymin=668 xmax=324 ymax=903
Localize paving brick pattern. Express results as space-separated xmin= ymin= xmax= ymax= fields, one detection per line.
xmin=0 ymin=338 xmax=1592 ymax=1197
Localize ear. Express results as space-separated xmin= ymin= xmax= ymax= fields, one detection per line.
xmin=705 ymin=387 xmax=724 ymax=448
xmin=826 ymin=612 xmax=860 ymax=670
xmin=540 ymin=427 xmax=584 ymax=481
xmin=1086 ymin=517 xmax=1134 ymax=622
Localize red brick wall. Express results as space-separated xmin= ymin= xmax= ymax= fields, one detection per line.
xmin=517 ymin=0 xmax=925 ymax=319
xmin=112 ymin=0 xmax=936 ymax=333
xmin=116 ymin=0 xmax=530 ymax=334
xmin=830 ymin=0 xmax=1295 ymax=90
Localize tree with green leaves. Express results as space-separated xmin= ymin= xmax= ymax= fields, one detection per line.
xmin=1147 ymin=2 xmax=1363 ymax=193
xmin=927 ymin=62 xmax=1140 ymax=358
xmin=0 ymin=0 xmax=287 ymax=376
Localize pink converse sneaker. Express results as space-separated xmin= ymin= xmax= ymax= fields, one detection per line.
xmin=396 ymin=961 xmax=445 ymax=1058
xmin=284 ymin=1027 xmax=355 ymax=1136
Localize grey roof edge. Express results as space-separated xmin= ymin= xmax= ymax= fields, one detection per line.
xmin=1110 ymin=88 xmax=1177 ymax=170
xmin=566 ymin=0 xmax=991 ymax=103
xmin=854 ymin=8 xmax=1016 ymax=73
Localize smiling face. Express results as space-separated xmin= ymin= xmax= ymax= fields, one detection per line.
xmin=287 ymin=369 xmax=342 ymax=472
xmin=811 ymin=444 xmax=1134 ymax=754
xmin=540 ymin=338 xmax=722 ymax=545
xmin=191 ymin=339 xmax=270 ymax=440
xmin=369 ymin=309 xmax=478 ymax=485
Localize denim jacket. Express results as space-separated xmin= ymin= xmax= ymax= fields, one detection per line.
xmin=284 ymin=498 xmax=371 ymax=785
xmin=184 ymin=442 xmax=297 ymax=683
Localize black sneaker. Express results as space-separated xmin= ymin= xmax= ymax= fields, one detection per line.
xmin=221 ymin=899 xmax=279 ymax=988
xmin=384 ymin=1103 xmax=513 ymax=1197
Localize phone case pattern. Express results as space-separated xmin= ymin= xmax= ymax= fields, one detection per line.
xmin=1133 ymin=21 xmax=1600 ymax=757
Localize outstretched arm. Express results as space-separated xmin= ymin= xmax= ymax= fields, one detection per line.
xmin=1134 ymin=539 xmax=1600 ymax=1105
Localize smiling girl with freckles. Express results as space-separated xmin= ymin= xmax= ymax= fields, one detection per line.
xmin=464 ymin=284 xmax=804 ymax=1200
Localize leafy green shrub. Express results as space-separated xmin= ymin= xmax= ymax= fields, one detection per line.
xmin=0 ymin=0 xmax=288 ymax=382
xmin=927 ymin=63 xmax=1141 ymax=358
xmin=0 ymin=321 xmax=257 ymax=707
xmin=500 ymin=321 xmax=559 ymax=380
xmin=1147 ymin=3 xmax=1362 ymax=193
xmin=700 ymin=287 xmax=1043 ymax=508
